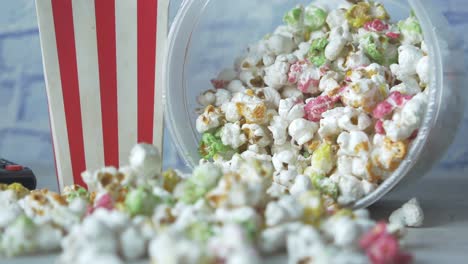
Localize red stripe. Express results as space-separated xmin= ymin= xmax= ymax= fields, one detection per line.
xmin=95 ymin=0 xmax=119 ymax=167
xmin=137 ymin=0 xmax=158 ymax=143
xmin=51 ymin=0 xmax=86 ymax=187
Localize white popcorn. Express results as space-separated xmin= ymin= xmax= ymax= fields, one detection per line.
xmin=346 ymin=49 xmax=371 ymax=69
xmin=272 ymin=150 xmax=297 ymax=171
xmin=416 ymin=56 xmax=429 ymax=85
xmin=287 ymin=224 xmax=325 ymax=264
xmin=389 ymin=198 xmax=424 ymax=227
xmin=325 ymin=24 xmax=350 ymax=61
xmin=337 ymin=131 xmax=370 ymax=157
xmin=226 ymin=80 xmax=246 ymax=93
xmin=266 ymin=181 xmax=289 ymax=198
xmin=281 ymin=86 xmax=304 ymax=100
xmin=337 ymin=155 xmax=371 ymax=180
xmin=256 ymin=86 xmax=281 ymax=109
xmin=326 ymin=9 xmax=346 ymax=29
xmin=239 ymin=69 xmax=264 ymax=88
xmin=384 ymin=92 xmax=427 ymax=141
xmin=289 ymin=174 xmax=312 ymax=196
xmin=149 ymin=232 xmax=206 ymax=264
xmin=263 ymin=54 xmax=276 ymax=67
xmin=119 ymin=226 xmax=146 ymax=261
xmin=265 ymin=196 xmax=303 ymax=227
xmin=371 ymin=134 xmax=407 ymax=171
xmin=264 ymin=54 xmax=297 ymax=89
xmin=336 ymin=107 xmax=372 ymax=132
xmin=242 ymin=123 xmax=272 ymax=148
xmin=129 ymin=143 xmax=162 ymax=180
xmin=217 ymin=68 xmax=237 ymax=82
xmin=197 ymin=90 xmax=216 ymax=107
xmin=319 ymin=71 xmax=341 ymax=94
xmin=293 ymin=42 xmax=311 ymax=60
xmin=269 ymin=116 xmax=289 ymax=145
xmin=278 ymin=98 xmax=305 ymax=122
xmin=322 ymin=216 xmax=361 ymax=247
xmin=341 ymin=78 xmax=387 ymax=112
xmin=260 ymin=222 xmax=302 ymax=253
xmin=390 ymin=77 xmax=421 ymax=96
xmin=267 ymin=34 xmax=296 ymax=56
xmin=330 ymin=174 xmax=365 ymax=205
xmin=390 ymin=45 xmax=424 ymax=80
xmin=288 ymin=118 xmax=319 ymax=145
xmin=196 ymin=105 xmax=223 ymax=133
xmin=220 ymin=123 xmax=247 ymax=149
xmin=240 ymin=144 xmax=272 ymax=162
xmin=221 ymin=102 xmax=242 ymax=122
xmin=273 ymin=169 xmax=298 ymax=188
xmin=215 ymin=89 xmax=232 ymax=107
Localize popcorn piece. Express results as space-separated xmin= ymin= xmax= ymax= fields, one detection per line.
xmin=221 ymin=102 xmax=242 ymax=122
xmin=268 ymin=116 xmax=289 ymax=145
xmin=389 ymin=198 xmax=424 ymax=227
xmin=337 ymin=131 xmax=370 ymax=157
xmin=309 ymin=173 xmax=339 ymax=199
xmin=372 ymin=134 xmax=407 ymax=171
xmin=289 ymin=174 xmax=312 ymax=196
xmin=199 ymin=129 xmax=233 ymax=160
xmin=242 ymin=123 xmax=272 ymax=148
xmin=119 ymin=226 xmax=146 ymax=261
xmin=264 ymin=54 xmax=297 ymax=89
xmin=304 ymin=95 xmax=337 ymax=122
xmin=179 ymin=163 xmax=222 ymax=204
xmin=325 ymin=24 xmax=350 ymax=61
xmin=341 ymin=78 xmax=387 ymax=113
xmin=149 ymin=232 xmax=207 ymax=264
xmin=281 ymin=86 xmax=304 ymax=100
xmin=272 ymin=149 xmax=297 ymax=171
xmin=266 ymin=34 xmax=296 ymax=56
xmin=214 ymin=89 xmax=232 ymax=107
xmin=398 ymin=14 xmax=423 ymax=45
xmin=278 ymin=98 xmax=305 ymax=122
xmin=124 ymin=187 xmax=160 ymax=217
xmin=383 ymin=92 xmax=427 ymax=141
xmin=196 ymin=105 xmax=223 ymax=133
xmin=326 ymin=8 xmax=346 ymax=29
xmin=391 ymin=44 xmax=424 ymax=80
xmin=310 ymin=142 xmax=336 ymax=175
xmin=416 ymin=56 xmax=429 ymax=86
xmin=265 ymin=196 xmax=303 ymax=227
xmin=220 ymin=123 xmax=247 ymax=149
xmin=308 ymin=37 xmax=329 ymax=67
xmin=346 ymin=49 xmax=372 ymax=69
xmin=273 ymin=168 xmax=298 ymax=188
xmin=304 ymin=5 xmax=327 ymax=31
xmin=197 ymin=90 xmax=216 ymax=107
xmin=330 ymin=174 xmax=365 ymax=205
xmin=391 ymin=77 xmax=421 ymax=96
xmin=226 ymin=80 xmax=246 ymax=93
xmin=129 ymin=143 xmax=162 ymax=181
xmin=288 ymin=118 xmax=319 ymax=145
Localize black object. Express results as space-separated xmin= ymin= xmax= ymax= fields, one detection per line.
xmin=0 ymin=159 xmax=37 ymax=190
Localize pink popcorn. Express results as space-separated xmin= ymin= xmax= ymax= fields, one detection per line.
xmin=298 ymin=77 xmax=320 ymax=93
xmin=373 ymin=101 xmax=394 ymax=119
xmin=386 ymin=32 xmax=401 ymax=39
xmin=288 ymin=61 xmax=307 ymax=84
xmin=373 ymin=92 xmax=413 ymax=119
xmin=86 ymin=193 xmax=114 ymax=215
xmin=304 ymin=95 xmax=337 ymax=122
xmin=388 ymin=92 xmax=413 ymax=107
xmin=375 ymin=120 xmax=386 ymax=134
xmin=360 ymin=222 xmax=413 ymax=264
xmin=211 ymin=79 xmax=230 ymax=89
xmin=364 ymin=19 xmax=389 ymax=32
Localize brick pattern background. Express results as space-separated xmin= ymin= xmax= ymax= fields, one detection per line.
xmin=0 ymin=0 xmax=467 ymax=191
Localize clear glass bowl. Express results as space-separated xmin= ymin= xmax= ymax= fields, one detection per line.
xmin=165 ymin=0 xmax=466 ymax=208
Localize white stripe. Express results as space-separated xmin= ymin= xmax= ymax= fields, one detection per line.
xmin=153 ymin=0 xmax=170 ymax=163
xmin=35 ymin=0 xmax=74 ymax=190
xmin=116 ymin=0 xmax=138 ymax=167
xmin=71 ymin=0 xmax=105 ymax=172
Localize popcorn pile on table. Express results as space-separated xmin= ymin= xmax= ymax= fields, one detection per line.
xmin=0 ymin=1 xmax=428 ymax=263
xmin=197 ymin=0 xmax=429 ymax=206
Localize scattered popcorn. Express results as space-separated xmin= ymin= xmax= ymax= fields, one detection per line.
xmin=389 ymin=198 xmax=424 ymax=227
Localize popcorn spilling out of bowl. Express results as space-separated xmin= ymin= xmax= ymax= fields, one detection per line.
xmin=195 ymin=0 xmax=429 ymax=207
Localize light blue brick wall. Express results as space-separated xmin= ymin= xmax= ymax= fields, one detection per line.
xmin=0 ymin=0 xmax=467 ymax=191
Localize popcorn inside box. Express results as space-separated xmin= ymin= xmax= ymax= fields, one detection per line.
xmin=0 ymin=0 xmax=436 ymax=263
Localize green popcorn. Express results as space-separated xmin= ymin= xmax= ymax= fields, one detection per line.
xmin=363 ymin=35 xmax=384 ymax=64
xmin=311 ymin=142 xmax=335 ymax=175
xmin=66 ymin=186 xmax=89 ymax=202
xmin=199 ymin=129 xmax=233 ymax=160
xmin=125 ymin=187 xmax=160 ymax=216
xmin=398 ymin=13 xmax=423 ymax=45
xmin=238 ymin=219 xmax=258 ymax=241
xmin=309 ymin=173 xmax=339 ymax=199
xmin=304 ymin=5 xmax=327 ymax=31
xmin=283 ymin=6 xmax=304 ymax=28
xmin=179 ymin=182 xmax=207 ymax=204
xmin=362 ymin=34 xmax=398 ymax=66
xmin=308 ymin=37 xmax=329 ymax=67
xmin=186 ymin=222 xmax=214 ymax=242
xmin=12 ymin=215 xmax=36 ymax=231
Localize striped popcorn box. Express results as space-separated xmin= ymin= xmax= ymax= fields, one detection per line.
xmin=35 ymin=0 xmax=169 ymax=190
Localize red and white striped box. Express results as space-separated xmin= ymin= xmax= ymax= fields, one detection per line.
xmin=35 ymin=0 xmax=169 ymax=191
